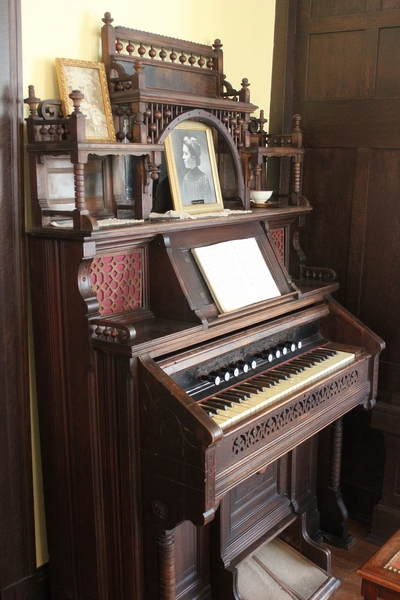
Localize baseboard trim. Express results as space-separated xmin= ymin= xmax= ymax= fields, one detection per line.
xmin=1 ymin=564 xmax=50 ymax=600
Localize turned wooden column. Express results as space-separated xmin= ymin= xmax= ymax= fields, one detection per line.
xmin=157 ymin=529 xmax=176 ymax=600
xmin=317 ymin=418 xmax=356 ymax=549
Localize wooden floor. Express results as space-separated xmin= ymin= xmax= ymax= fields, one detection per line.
xmin=326 ymin=520 xmax=380 ymax=600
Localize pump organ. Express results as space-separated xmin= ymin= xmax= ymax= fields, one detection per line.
xmin=26 ymin=12 xmax=384 ymax=600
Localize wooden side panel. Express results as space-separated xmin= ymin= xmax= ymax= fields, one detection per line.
xmin=174 ymin=522 xmax=210 ymax=600
xmin=219 ymin=458 xmax=291 ymax=564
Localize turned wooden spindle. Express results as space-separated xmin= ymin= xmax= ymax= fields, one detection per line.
xmin=292 ymin=114 xmax=303 ymax=148
xmin=293 ymin=158 xmax=301 ymax=194
xmin=74 ymin=163 xmax=85 ymax=212
xmin=329 ymin=418 xmax=344 ymax=491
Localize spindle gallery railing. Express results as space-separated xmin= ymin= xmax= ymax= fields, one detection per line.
xmin=24 ymin=82 xmax=254 ymax=151
xmin=101 ymin=11 xmax=256 ymax=148
xmin=267 ymin=114 xmax=303 ymax=149
xmin=112 ymin=95 xmax=253 ymax=147
xmin=24 ymin=85 xmax=86 ymax=143
xmin=103 ymin=12 xmax=219 ymax=72
xmin=101 ymin=12 xmax=237 ymax=96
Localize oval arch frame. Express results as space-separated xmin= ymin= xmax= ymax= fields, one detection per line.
xmin=157 ymin=108 xmax=245 ymax=207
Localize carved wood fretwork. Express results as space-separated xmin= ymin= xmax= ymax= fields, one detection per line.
xmin=231 ymin=369 xmax=360 ymax=456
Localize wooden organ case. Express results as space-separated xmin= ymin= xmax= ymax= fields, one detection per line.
xmin=26 ymin=12 xmax=384 ymax=600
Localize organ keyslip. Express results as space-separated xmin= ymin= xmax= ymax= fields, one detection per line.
xmin=26 ymin=12 xmax=384 ymax=600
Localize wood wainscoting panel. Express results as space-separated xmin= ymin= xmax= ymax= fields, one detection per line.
xmin=270 ymin=0 xmax=400 ymax=525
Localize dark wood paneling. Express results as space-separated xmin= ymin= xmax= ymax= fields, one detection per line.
xmin=270 ymin=0 xmax=400 ymax=526
xmin=307 ymin=31 xmax=364 ymax=100
xmin=300 ymin=147 xmax=356 ymax=306
xmin=359 ymin=149 xmax=400 ymax=370
xmin=0 ymin=0 xmax=46 ymax=597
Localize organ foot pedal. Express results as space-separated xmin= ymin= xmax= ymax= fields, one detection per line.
xmin=236 ymin=537 xmax=340 ymax=600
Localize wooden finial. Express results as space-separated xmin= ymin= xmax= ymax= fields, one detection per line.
xmin=69 ymin=90 xmax=85 ymax=116
xmin=102 ymin=12 xmax=114 ymax=25
xmin=239 ymin=78 xmax=251 ymax=103
xmin=292 ymin=114 xmax=302 ymax=131
xmin=24 ymin=85 xmax=41 ymax=117
xmin=258 ymin=109 xmax=268 ymax=132
xmin=134 ymin=58 xmax=144 ymax=75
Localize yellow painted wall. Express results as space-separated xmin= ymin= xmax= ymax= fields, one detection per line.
xmin=22 ymin=1 xmax=275 ymax=117
xmin=21 ymin=0 xmax=276 ymax=568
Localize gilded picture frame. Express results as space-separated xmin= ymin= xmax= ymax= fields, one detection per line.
xmin=164 ymin=121 xmax=224 ymax=214
xmin=55 ymin=58 xmax=116 ymax=143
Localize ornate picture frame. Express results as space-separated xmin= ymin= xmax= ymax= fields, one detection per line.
xmin=55 ymin=58 xmax=116 ymax=143
xmin=164 ymin=121 xmax=224 ymax=214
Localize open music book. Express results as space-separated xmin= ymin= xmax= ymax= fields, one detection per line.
xmin=192 ymin=238 xmax=281 ymax=313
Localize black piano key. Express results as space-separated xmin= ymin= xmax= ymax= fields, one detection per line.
xmin=214 ymin=393 xmax=244 ymax=403
xmin=207 ymin=398 xmax=235 ymax=408
xmin=256 ymin=374 xmax=281 ymax=385
xmin=284 ymin=364 xmax=306 ymax=374
xmin=305 ymin=352 xmax=327 ymax=361
xmin=202 ymin=400 xmax=229 ymax=411
xmin=274 ymin=364 xmax=302 ymax=375
xmin=236 ymin=383 xmax=264 ymax=393
xmin=200 ymin=404 xmax=220 ymax=415
xmin=291 ymin=358 xmax=318 ymax=368
xmin=310 ymin=349 xmax=337 ymax=359
xmin=251 ymin=377 xmax=276 ymax=388
xmin=307 ymin=354 xmax=327 ymax=363
xmin=220 ymin=389 xmax=252 ymax=400
xmin=271 ymin=368 xmax=293 ymax=379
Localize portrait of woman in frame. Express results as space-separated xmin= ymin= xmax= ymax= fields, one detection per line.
xmin=56 ymin=58 xmax=116 ymax=143
xmin=164 ymin=120 xmax=224 ymax=214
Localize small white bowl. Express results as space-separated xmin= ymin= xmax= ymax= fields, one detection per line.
xmin=250 ymin=190 xmax=273 ymax=204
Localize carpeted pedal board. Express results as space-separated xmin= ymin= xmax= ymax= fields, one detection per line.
xmin=236 ymin=537 xmax=340 ymax=600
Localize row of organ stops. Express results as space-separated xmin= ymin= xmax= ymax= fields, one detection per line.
xmin=201 ymin=340 xmax=303 ymax=386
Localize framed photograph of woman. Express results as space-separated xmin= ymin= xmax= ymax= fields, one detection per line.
xmin=164 ymin=121 xmax=224 ymax=214
xmin=55 ymin=58 xmax=116 ymax=143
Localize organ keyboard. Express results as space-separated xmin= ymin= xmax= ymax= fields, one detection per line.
xmin=199 ymin=347 xmax=355 ymax=429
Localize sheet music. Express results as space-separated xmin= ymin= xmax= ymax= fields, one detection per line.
xmin=192 ymin=238 xmax=281 ymax=313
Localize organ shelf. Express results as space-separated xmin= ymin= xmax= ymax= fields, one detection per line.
xmin=26 ymin=11 xmax=384 ymax=600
